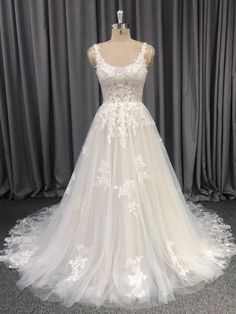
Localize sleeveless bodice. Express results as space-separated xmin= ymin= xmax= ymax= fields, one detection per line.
xmin=91 ymin=42 xmax=155 ymax=150
xmin=93 ymin=42 xmax=148 ymax=104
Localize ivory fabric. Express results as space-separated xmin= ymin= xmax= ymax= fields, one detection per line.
xmin=0 ymin=42 xmax=236 ymax=309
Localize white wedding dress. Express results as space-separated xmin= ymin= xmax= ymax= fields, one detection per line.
xmin=1 ymin=42 xmax=236 ymax=309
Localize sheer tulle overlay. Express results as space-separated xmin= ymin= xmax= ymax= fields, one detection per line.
xmin=1 ymin=42 xmax=236 ymax=309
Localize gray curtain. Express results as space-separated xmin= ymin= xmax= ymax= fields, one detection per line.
xmin=0 ymin=0 xmax=235 ymax=202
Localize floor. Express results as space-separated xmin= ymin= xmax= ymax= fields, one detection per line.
xmin=0 ymin=197 xmax=236 ymax=314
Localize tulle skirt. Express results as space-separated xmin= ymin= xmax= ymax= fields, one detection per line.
xmin=1 ymin=101 xmax=236 ymax=309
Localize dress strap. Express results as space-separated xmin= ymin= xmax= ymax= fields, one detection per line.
xmin=93 ymin=44 xmax=101 ymax=68
xmin=142 ymin=42 xmax=147 ymax=54
xmin=140 ymin=42 xmax=147 ymax=62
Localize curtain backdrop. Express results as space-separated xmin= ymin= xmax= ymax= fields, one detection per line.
xmin=0 ymin=0 xmax=235 ymax=201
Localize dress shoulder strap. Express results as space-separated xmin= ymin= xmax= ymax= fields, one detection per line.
xmin=93 ymin=43 xmax=98 ymax=55
xmin=142 ymin=42 xmax=147 ymax=53
xmin=93 ymin=44 xmax=102 ymax=67
xmin=135 ymin=42 xmax=147 ymax=66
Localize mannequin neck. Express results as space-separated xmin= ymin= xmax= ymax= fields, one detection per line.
xmin=110 ymin=28 xmax=132 ymax=42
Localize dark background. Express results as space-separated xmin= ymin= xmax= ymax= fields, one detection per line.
xmin=0 ymin=0 xmax=235 ymax=202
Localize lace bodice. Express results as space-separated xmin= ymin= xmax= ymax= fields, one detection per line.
xmin=93 ymin=42 xmax=148 ymax=104
xmin=89 ymin=42 xmax=155 ymax=150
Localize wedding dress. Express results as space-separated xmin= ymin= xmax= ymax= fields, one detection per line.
xmin=1 ymin=42 xmax=236 ymax=309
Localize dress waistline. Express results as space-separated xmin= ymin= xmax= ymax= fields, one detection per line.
xmin=102 ymin=101 xmax=144 ymax=105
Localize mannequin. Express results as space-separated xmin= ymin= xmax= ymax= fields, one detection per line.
xmin=87 ymin=11 xmax=155 ymax=68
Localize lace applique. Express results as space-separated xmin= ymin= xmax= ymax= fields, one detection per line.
xmin=82 ymin=142 xmax=88 ymax=155
xmin=114 ymin=180 xmax=139 ymax=217
xmin=204 ymin=249 xmax=229 ymax=267
xmin=81 ymin=129 xmax=94 ymax=155
xmin=134 ymin=154 xmax=155 ymax=183
xmin=70 ymin=194 xmax=84 ymax=216
xmin=3 ymin=244 xmax=39 ymax=269
xmin=166 ymin=241 xmax=191 ymax=277
xmin=114 ymin=179 xmax=135 ymax=198
xmin=127 ymin=201 xmax=140 ymax=217
xmin=64 ymin=172 xmax=76 ymax=195
xmin=81 ymin=146 xmax=86 ymax=154
xmin=93 ymin=160 xmax=111 ymax=188
xmin=112 ymin=155 xmax=154 ymax=217
xmin=186 ymin=201 xmax=236 ymax=267
xmin=93 ymin=102 xmax=155 ymax=149
xmin=0 ymin=207 xmax=55 ymax=268
xmin=65 ymin=244 xmax=93 ymax=282
xmin=124 ymin=256 xmax=147 ymax=298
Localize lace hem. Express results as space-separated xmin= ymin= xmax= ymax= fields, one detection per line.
xmin=0 ymin=200 xmax=236 ymax=308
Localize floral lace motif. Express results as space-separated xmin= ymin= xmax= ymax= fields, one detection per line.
xmin=124 ymin=256 xmax=147 ymax=298
xmin=114 ymin=180 xmax=139 ymax=217
xmin=0 ymin=207 xmax=55 ymax=268
xmin=166 ymin=241 xmax=191 ymax=277
xmin=81 ymin=128 xmax=95 ymax=155
xmin=187 ymin=201 xmax=236 ymax=267
xmin=81 ymin=144 xmax=87 ymax=155
xmin=93 ymin=160 xmax=111 ymax=188
xmin=93 ymin=154 xmax=154 ymax=217
xmin=134 ymin=154 xmax=155 ymax=183
xmin=3 ymin=243 xmax=39 ymax=269
xmin=65 ymin=244 xmax=93 ymax=282
xmin=64 ymin=172 xmax=76 ymax=195
xmin=93 ymin=102 xmax=155 ymax=149
xmin=70 ymin=194 xmax=84 ymax=216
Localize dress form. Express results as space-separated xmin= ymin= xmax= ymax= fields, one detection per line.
xmin=87 ymin=11 xmax=155 ymax=68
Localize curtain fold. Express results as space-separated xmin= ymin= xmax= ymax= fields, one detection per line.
xmin=0 ymin=0 xmax=235 ymax=201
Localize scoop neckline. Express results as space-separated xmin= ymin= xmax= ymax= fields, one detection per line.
xmin=95 ymin=42 xmax=146 ymax=69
